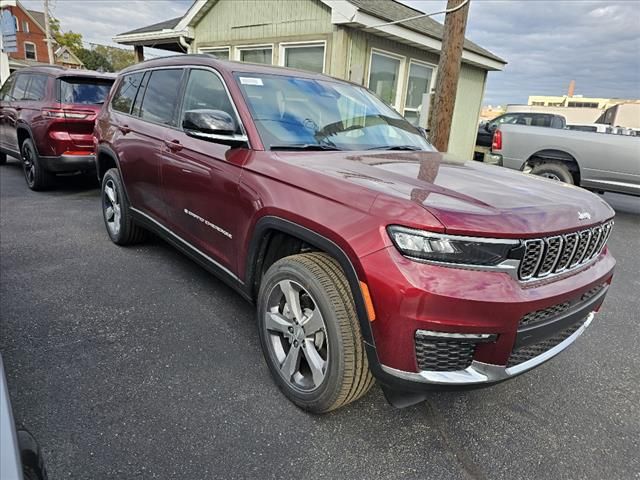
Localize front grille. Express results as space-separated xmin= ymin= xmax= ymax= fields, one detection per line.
xmin=518 ymin=282 xmax=606 ymax=328
xmin=520 ymin=302 xmax=571 ymax=327
xmin=415 ymin=333 xmax=476 ymax=372
xmin=507 ymin=316 xmax=588 ymax=367
xmin=518 ymin=221 xmax=613 ymax=280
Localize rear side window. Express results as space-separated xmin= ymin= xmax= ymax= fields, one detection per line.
xmin=140 ymin=69 xmax=183 ymax=125
xmin=12 ymin=75 xmax=29 ymax=100
xmin=24 ymin=74 xmax=48 ymax=101
xmin=0 ymin=74 xmax=16 ymax=101
xmin=111 ymin=72 xmax=144 ymax=114
xmin=60 ymin=78 xmax=113 ymax=105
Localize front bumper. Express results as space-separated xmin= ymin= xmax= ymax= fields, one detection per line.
xmin=39 ymin=154 xmax=95 ymax=173
xmin=360 ymin=245 xmax=615 ymax=390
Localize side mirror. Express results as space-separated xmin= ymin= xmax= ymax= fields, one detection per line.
xmin=182 ymin=109 xmax=248 ymax=147
xmin=485 ymin=122 xmax=495 ymax=133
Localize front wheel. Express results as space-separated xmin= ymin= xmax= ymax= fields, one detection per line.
xmin=257 ymin=252 xmax=374 ymax=413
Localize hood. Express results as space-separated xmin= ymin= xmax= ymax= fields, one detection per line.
xmin=272 ymin=151 xmax=615 ymax=237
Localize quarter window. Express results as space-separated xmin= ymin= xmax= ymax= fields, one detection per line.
xmin=140 ymin=69 xmax=183 ymax=125
xmin=239 ymin=47 xmax=272 ymax=65
xmin=24 ymin=42 xmax=36 ymax=60
xmin=282 ymin=44 xmax=324 ymax=73
xmin=111 ymin=72 xmax=144 ymax=114
xmin=368 ymin=51 xmax=403 ymax=109
xmin=24 ymin=74 xmax=48 ymax=101
xmin=12 ymin=75 xmax=29 ymax=100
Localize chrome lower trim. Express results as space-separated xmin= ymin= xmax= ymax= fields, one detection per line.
xmin=381 ymin=312 xmax=595 ymax=386
xmin=416 ymin=330 xmax=496 ymax=341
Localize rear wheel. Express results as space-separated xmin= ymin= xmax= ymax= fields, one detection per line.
xmin=257 ymin=252 xmax=374 ymax=413
xmin=101 ymin=168 xmax=146 ymax=245
xmin=530 ymin=161 xmax=574 ymax=184
xmin=0 ymin=151 xmax=6 ymax=165
xmin=21 ymin=139 xmax=53 ymax=191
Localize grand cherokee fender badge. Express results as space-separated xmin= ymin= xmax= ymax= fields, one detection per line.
xmin=184 ymin=208 xmax=232 ymax=238
xmin=578 ymin=211 xmax=591 ymax=221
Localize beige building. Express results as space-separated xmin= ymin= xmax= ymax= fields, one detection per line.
xmin=113 ymin=0 xmax=507 ymax=159
xmin=527 ymin=94 xmax=636 ymax=110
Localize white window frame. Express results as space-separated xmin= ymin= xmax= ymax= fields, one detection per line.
xmin=403 ymin=59 xmax=437 ymax=119
xmin=197 ymin=46 xmax=231 ymax=60
xmin=367 ymin=48 xmax=406 ymax=111
xmin=22 ymin=20 xmax=29 ymax=33
xmin=233 ymin=44 xmax=274 ymax=64
xmin=24 ymin=42 xmax=37 ymax=61
xmin=14 ymin=15 xmax=19 ymax=32
xmin=278 ymin=40 xmax=327 ymax=73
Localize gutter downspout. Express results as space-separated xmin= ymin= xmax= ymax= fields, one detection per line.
xmin=179 ymin=35 xmax=191 ymax=54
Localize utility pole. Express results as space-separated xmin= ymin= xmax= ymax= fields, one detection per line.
xmin=430 ymin=0 xmax=470 ymax=152
xmin=43 ymin=0 xmax=54 ymax=64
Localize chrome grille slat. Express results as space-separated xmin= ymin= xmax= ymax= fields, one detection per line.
xmin=518 ymin=221 xmax=613 ymax=281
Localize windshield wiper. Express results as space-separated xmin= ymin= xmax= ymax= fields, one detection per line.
xmin=367 ymin=145 xmax=423 ymax=151
xmin=270 ymin=144 xmax=342 ymax=151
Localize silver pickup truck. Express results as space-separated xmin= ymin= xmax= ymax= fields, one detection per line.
xmin=490 ymin=124 xmax=640 ymax=196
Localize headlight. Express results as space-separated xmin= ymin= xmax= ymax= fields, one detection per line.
xmin=387 ymin=226 xmax=520 ymax=266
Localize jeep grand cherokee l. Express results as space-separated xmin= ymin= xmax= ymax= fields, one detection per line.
xmin=94 ymin=55 xmax=615 ymax=412
xmin=0 ymin=66 xmax=114 ymax=190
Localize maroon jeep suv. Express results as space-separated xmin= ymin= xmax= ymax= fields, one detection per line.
xmin=0 ymin=66 xmax=114 ymax=190
xmin=94 ymin=55 xmax=615 ymax=412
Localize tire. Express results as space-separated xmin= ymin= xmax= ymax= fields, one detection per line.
xmin=0 ymin=151 xmax=6 ymax=165
xmin=21 ymin=139 xmax=53 ymax=191
xmin=257 ymin=252 xmax=374 ymax=413
xmin=530 ymin=161 xmax=574 ymax=184
xmin=101 ymin=168 xmax=146 ymax=245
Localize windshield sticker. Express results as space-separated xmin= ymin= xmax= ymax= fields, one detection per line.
xmin=240 ymin=77 xmax=263 ymax=86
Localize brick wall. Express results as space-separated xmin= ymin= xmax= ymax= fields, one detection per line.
xmin=6 ymin=6 xmax=51 ymax=64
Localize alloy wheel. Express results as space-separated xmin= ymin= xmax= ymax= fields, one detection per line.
xmin=103 ymin=179 xmax=122 ymax=236
xmin=22 ymin=146 xmax=35 ymax=187
xmin=540 ymin=172 xmax=562 ymax=181
xmin=264 ymin=279 xmax=328 ymax=392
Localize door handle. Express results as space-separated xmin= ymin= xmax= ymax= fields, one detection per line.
xmin=164 ymin=139 xmax=183 ymax=152
xmin=118 ymin=124 xmax=131 ymax=134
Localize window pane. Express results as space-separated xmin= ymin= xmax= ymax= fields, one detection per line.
xmin=182 ymin=69 xmax=235 ymax=121
xmin=240 ymin=48 xmax=272 ymax=65
xmin=0 ymin=75 xmax=16 ymax=101
xmin=284 ymin=45 xmax=324 ymax=73
xmin=25 ymin=43 xmax=36 ymax=60
xmin=25 ymin=75 xmax=47 ymax=101
xmin=405 ymin=62 xmax=433 ymax=110
xmin=112 ymin=72 xmax=144 ymax=114
xmin=201 ymin=49 xmax=229 ymax=60
xmin=140 ymin=69 xmax=183 ymax=125
xmin=403 ymin=110 xmax=419 ymax=126
xmin=131 ymin=72 xmax=150 ymax=116
xmin=60 ymin=78 xmax=113 ymax=104
xmin=12 ymin=75 xmax=29 ymax=100
xmin=369 ymin=52 xmax=400 ymax=106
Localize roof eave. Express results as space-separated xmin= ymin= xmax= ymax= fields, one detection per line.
xmin=113 ymin=29 xmax=193 ymax=47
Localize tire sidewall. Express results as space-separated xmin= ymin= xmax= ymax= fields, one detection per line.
xmin=257 ymin=260 xmax=346 ymax=410
xmin=21 ymin=139 xmax=38 ymax=189
xmin=101 ymin=169 xmax=126 ymax=244
xmin=532 ymin=162 xmax=574 ymax=184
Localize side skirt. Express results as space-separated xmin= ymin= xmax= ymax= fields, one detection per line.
xmin=130 ymin=207 xmax=252 ymax=302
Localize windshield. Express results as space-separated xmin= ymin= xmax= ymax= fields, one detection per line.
xmin=235 ymin=73 xmax=433 ymax=151
xmin=59 ymin=78 xmax=113 ymax=104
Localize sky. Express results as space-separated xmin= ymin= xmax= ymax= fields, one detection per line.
xmin=19 ymin=0 xmax=640 ymax=106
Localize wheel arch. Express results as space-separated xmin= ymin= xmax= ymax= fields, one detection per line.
xmin=16 ymin=124 xmax=35 ymax=153
xmin=245 ymin=216 xmax=377 ymax=351
xmin=526 ymin=149 xmax=581 ymax=183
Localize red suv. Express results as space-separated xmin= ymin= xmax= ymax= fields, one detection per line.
xmin=94 ymin=55 xmax=615 ymax=412
xmin=0 ymin=66 xmax=114 ymax=190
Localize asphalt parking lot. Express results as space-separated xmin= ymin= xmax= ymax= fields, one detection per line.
xmin=1 ymin=160 xmax=639 ymax=480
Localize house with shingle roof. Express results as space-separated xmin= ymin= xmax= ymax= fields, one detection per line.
xmin=114 ymin=0 xmax=506 ymax=158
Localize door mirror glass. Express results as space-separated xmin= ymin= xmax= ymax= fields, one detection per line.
xmin=183 ymin=109 xmax=247 ymax=147
xmin=485 ymin=122 xmax=495 ymax=133
xmin=183 ymin=109 xmax=237 ymax=135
